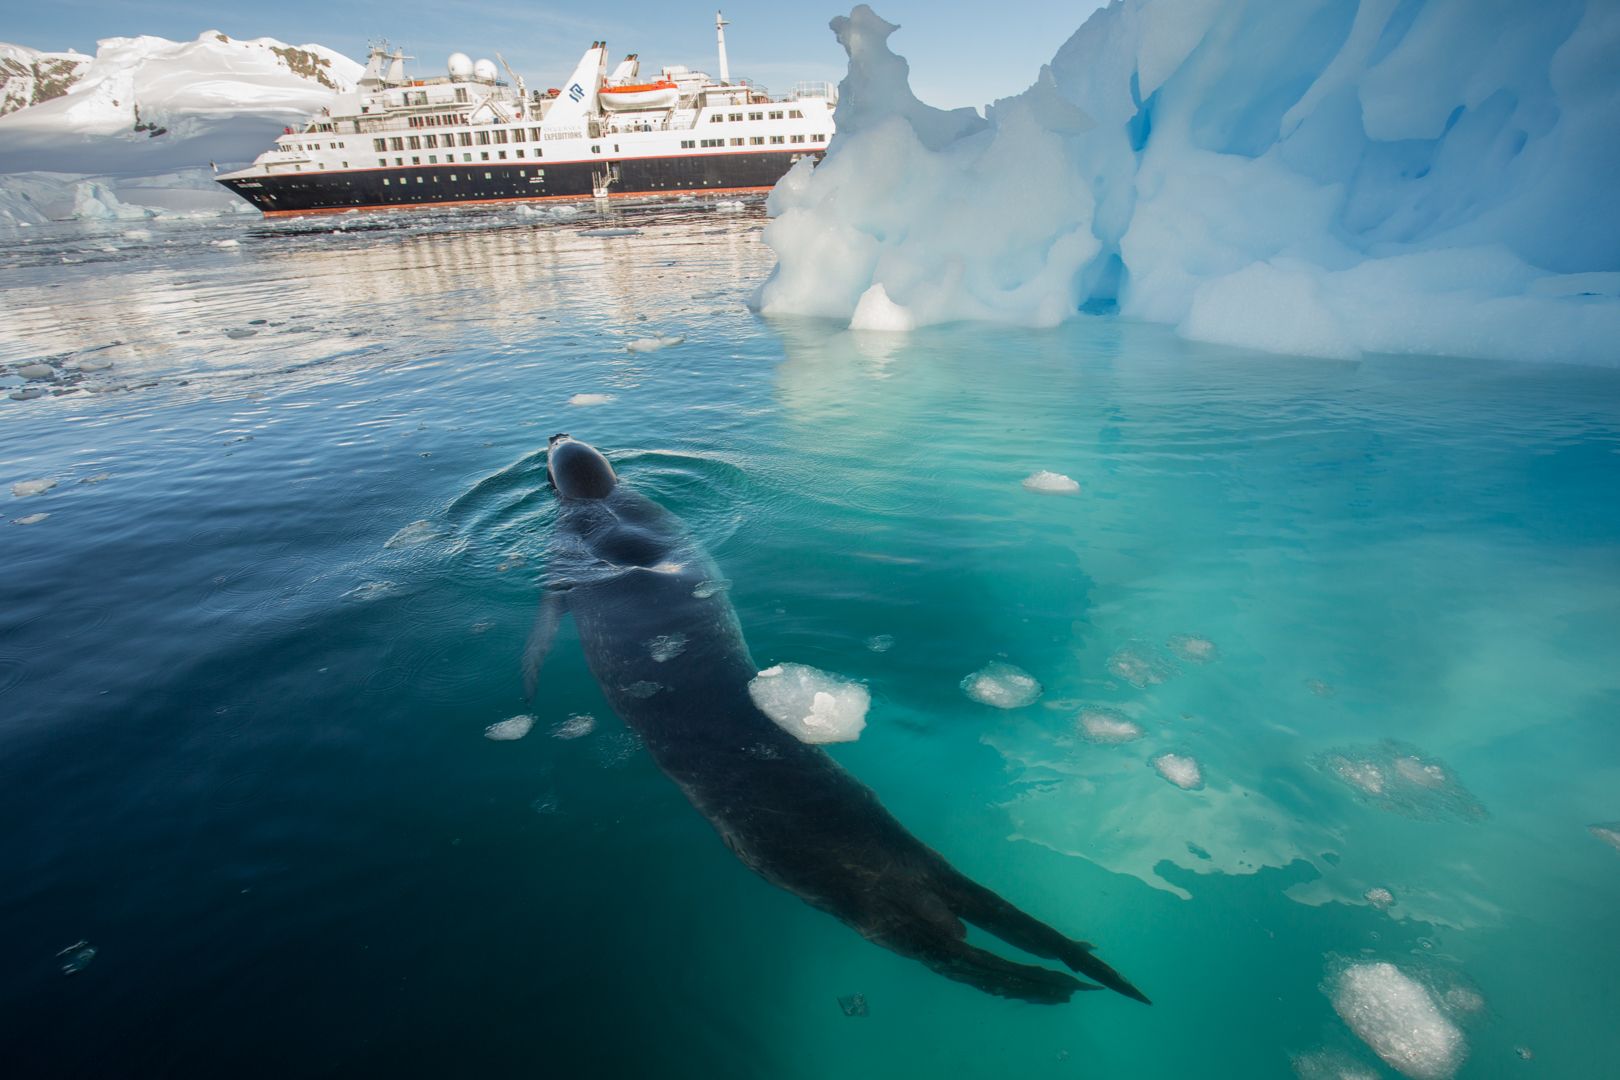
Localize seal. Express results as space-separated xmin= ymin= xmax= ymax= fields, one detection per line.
xmin=528 ymin=435 xmax=1148 ymax=1005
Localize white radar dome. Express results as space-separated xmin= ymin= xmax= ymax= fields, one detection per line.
xmin=473 ymin=58 xmax=498 ymax=83
xmin=447 ymin=53 xmax=473 ymax=79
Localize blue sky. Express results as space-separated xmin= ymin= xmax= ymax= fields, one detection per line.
xmin=8 ymin=1 xmax=1107 ymax=110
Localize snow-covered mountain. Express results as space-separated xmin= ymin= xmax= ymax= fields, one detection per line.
xmin=0 ymin=31 xmax=359 ymax=138
xmin=0 ymin=31 xmax=360 ymax=224
xmin=0 ymin=43 xmax=92 ymax=117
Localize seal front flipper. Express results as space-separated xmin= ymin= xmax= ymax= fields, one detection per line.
xmin=522 ymin=585 xmax=569 ymax=701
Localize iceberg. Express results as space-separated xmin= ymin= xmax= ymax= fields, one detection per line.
xmin=756 ymin=3 xmax=1620 ymax=366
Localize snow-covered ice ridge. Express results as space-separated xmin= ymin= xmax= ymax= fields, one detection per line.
xmin=757 ymin=3 xmax=1620 ymax=366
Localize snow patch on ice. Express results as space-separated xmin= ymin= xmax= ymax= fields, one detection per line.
xmin=960 ymin=661 xmax=1041 ymax=709
xmin=1021 ymin=470 xmax=1080 ymax=494
xmin=484 ymin=714 xmax=534 ymax=741
xmin=1329 ymin=962 xmax=1466 ymax=1080
xmin=749 ymin=663 xmax=869 ymax=743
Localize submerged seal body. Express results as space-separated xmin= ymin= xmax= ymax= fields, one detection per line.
xmin=528 ymin=435 xmax=1148 ymax=1005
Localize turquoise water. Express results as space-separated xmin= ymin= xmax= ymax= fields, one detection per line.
xmin=3 ymin=204 xmax=1618 ymax=1077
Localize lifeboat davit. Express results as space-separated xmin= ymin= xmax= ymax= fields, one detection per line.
xmin=598 ymin=80 xmax=679 ymax=111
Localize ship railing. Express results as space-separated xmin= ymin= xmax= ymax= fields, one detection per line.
xmin=788 ymin=81 xmax=837 ymax=102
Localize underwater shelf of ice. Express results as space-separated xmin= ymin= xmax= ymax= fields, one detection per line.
xmin=756 ymin=2 xmax=1620 ymax=366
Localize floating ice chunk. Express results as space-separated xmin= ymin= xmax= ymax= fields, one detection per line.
xmin=865 ymin=633 xmax=894 ymax=653
xmin=1108 ymin=643 xmax=1172 ymax=688
xmin=1317 ymin=742 xmax=1486 ymax=821
xmin=1151 ymin=752 xmax=1203 ymax=790
xmin=1168 ymin=634 xmax=1219 ymax=663
xmin=568 ymin=392 xmax=616 ymax=406
xmin=71 ymin=357 xmax=113 ymax=372
xmin=57 ymin=940 xmax=96 ymax=975
xmin=11 ymin=478 xmax=56 ymax=498
xmin=384 ymin=519 xmax=444 ymax=548
xmin=692 ymin=579 xmax=731 ymax=599
xmin=1021 ymin=470 xmax=1080 ymax=494
xmin=14 ymin=513 xmax=49 ymax=525
xmin=581 ymin=227 xmax=642 ymax=237
xmin=214 ymin=238 xmax=239 ymax=248
xmin=1290 ymin=1048 xmax=1381 ymax=1080
xmin=646 ymin=633 xmax=687 ymax=662
xmin=625 ymin=335 xmax=684 ymax=352
xmin=343 ymin=580 xmax=398 ymax=602
xmin=1330 ymin=962 xmax=1466 ymax=1080
xmin=483 ymin=714 xmax=534 ymax=741
xmin=1078 ymin=707 xmax=1143 ymax=744
xmin=1590 ymin=823 xmax=1620 ymax=854
xmin=10 ymin=388 xmax=47 ymax=400
xmin=18 ymin=363 xmax=55 ymax=381
xmin=78 ymin=473 xmax=113 ymax=484
xmin=1365 ymin=887 xmax=1396 ymax=910
xmin=960 ymin=661 xmax=1041 ymax=709
xmin=551 ymin=713 xmax=596 ymax=740
xmin=749 ymin=663 xmax=869 ymax=743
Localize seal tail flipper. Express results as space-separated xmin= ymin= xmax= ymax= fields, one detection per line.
xmin=935 ymin=870 xmax=1151 ymax=1005
xmin=896 ymin=932 xmax=1095 ymax=1004
xmin=522 ymin=587 xmax=568 ymax=701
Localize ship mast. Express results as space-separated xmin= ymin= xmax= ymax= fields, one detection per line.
xmin=715 ymin=10 xmax=730 ymax=86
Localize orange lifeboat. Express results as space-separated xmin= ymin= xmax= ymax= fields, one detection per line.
xmin=599 ymin=80 xmax=679 ymax=111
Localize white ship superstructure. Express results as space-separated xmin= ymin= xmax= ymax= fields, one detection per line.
xmin=218 ymin=12 xmax=836 ymax=215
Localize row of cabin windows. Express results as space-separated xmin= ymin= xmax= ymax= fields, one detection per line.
xmin=708 ymin=109 xmax=805 ymax=123
xmin=286 ymin=142 xmax=346 ymax=151
xmin=407 ymin=113 xmax=470 ymax=128
xmin=376 ymin=128 xmax=558 ymax=154
xmin=379 ymin=169 xmax=546 ymax=186
xmin=374 ymin=147 xmax=546 ymax=167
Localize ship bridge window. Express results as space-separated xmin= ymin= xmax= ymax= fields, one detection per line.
xmin=476 ymin=131 xmax=490 ymax=145
xmin=748 ymin=111 xmax=763 ymax=121
xmin=728 ymin=113 xmax=742 ymax=122
xmin=408 ymin=136 xmax=421 ymax=149
xmin=769 ymin=110 xmax=783 ymax=120
xmin=493 ymin=130 xmax=507 ymax=144
xmin=530 ymin=127 xmax=543 ymax=140
xmin=458 ymin=133 xmax=472 ymax=146
xmin=425 ymin=135 xmax=438 ymax=149
xmin=455 ymin=88 xmax=469 ymax=103
xmin=509 ymin=129 xmax=525 ymax=143
xmin=710 ymin=115 xmax=723 ymax=124
xmin=789 ymin=109 xmax=803 ymax=119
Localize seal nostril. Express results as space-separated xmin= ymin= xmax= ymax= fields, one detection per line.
xmin=549 ymin=432 xmax=571 ymax=445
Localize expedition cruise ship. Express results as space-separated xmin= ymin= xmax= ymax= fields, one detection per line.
xmin=217 ymin=12 xmax=836 ymax=216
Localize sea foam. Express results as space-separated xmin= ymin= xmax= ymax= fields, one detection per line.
xmin=1021 ymin=470 xmax=1080 ymax=494
xmin=483 ymin=715 xmax=535 ymax=741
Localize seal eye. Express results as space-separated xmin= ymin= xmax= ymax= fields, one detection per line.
xmin=548 ymin=438 xmax=618 ymax=500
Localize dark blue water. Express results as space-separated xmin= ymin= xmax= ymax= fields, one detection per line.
xmin=3 ymin=202 xmax=1618 ymax=1078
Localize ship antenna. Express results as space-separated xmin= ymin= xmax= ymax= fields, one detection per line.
xmin=715 ymin=10 xmax=730 ymax=86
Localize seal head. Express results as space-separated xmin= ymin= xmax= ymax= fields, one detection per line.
xmin=548 ymin=434 xmax=617 ymax=500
